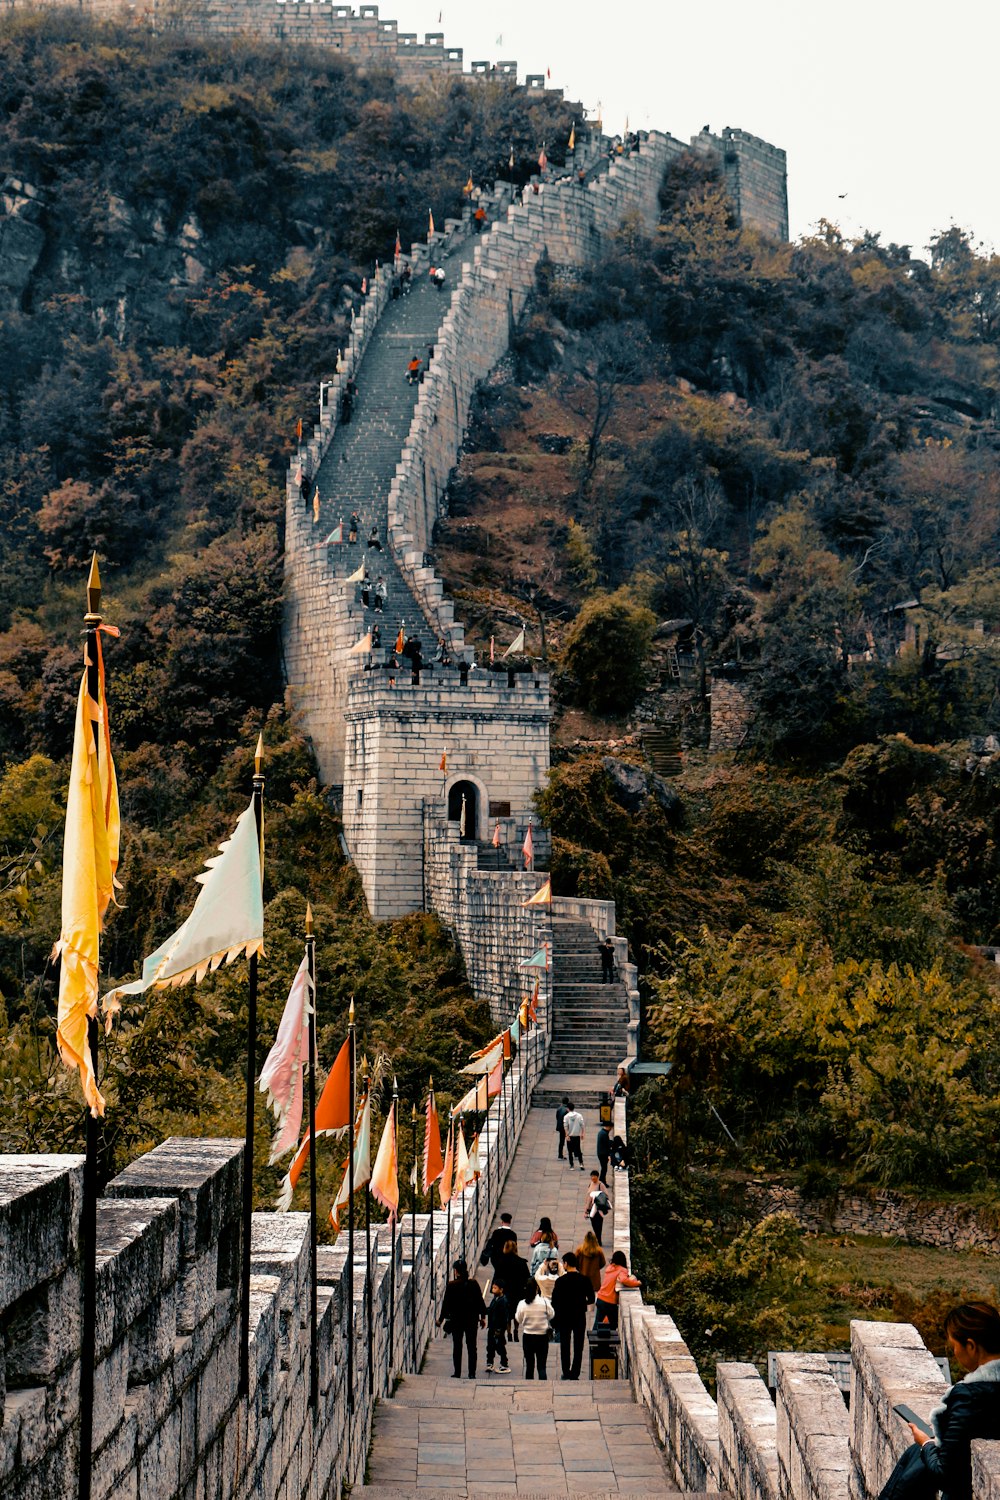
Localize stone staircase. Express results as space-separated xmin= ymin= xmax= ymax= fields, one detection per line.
xmin=546 ymin=918 xmax=629 ymax=1076
xmin=305 ymin=235 xmax=476 ymax=661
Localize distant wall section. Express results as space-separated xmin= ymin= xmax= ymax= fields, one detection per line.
xmin=691 ymin=126 xmax=789 ymax=242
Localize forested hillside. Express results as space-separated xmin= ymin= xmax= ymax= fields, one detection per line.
xmin=0 ymin=12 xmax=572 ymax=1208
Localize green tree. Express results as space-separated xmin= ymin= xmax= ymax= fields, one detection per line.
xmin=559 ymin=587 xmax=655 ymax=716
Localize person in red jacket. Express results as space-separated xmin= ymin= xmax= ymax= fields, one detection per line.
xmin=593 ymin=1251 xmax=640 ymax=1332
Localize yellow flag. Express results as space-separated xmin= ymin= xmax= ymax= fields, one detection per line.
xmin=370 ymin=1100 xmax=399 ymax=1218
xmin=568 ymin=122 xmax=575 ymax=151
xmin=429 ymin=208 xmax=435 ymax=236
xmin=523 ymin=879 xmax=551 ymax=906
xmin=56 ymin=647 xmax=120 ymax=1117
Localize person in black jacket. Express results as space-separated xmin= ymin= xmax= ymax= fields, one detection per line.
xmin=880 ymin=1301 xmax=1000 ymax=1500
xmin=551 ymin=1251 xmax=595 ymax=1380
xmin=481 ymin=1213 xmax=515 ymax=1277
xmin=438 ymin=1260 xmax=487 ymax=1379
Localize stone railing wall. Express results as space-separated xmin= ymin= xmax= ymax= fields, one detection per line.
xmin=385 ymin=133 xmax=682 ymax=639
xmin=0 ymin=1016 xmax=544 ymax=1500
xmin=744 ymin=1179 xmax=1000 ymax=1255
xmin=424 ymin=810 xmax=553 ymax=1034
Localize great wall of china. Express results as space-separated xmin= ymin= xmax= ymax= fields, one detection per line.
xmin=2 ymin=6 xmax=996 ymax=1499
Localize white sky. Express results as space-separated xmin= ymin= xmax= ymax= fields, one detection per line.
xmin=394 ymin=0 xmax=1000 ymax=258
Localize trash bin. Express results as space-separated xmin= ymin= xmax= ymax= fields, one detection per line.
xmin=599 ymin=1097 xmax=613 ymax=1127
xmin=588 ymin=1327 xmax=620 ymax=1380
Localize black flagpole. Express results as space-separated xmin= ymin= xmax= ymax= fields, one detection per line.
xmin=364 ymin=1068 xmax=374 ymax=1398
xmin=410 ymin=1102 xmax=418 ymax=1371
xmin=428 ymin=1080 xmax=437 ymax=1321
xmin=239 ymin=731 xmax=265 ymax=1398
xmin=387 ymin=1078 xmax=398 ymax=1379
xmin=458 ymin=1118 xmax=467 ymax=1267
xmin=78 ymin=555 xmax=104 ymax=1500
xmin=305 ymin=903 xmax=319 ymax=1411
xmin=445 ymin=1113 xmax=453 ymax=1281
xmin=347 ymin=1001 xmax=356 ymax=1414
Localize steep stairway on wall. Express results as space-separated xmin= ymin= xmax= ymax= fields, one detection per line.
xmin=547 ymin=918 xmax=629 ymax=1076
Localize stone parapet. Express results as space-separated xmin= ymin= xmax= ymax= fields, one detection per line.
xmin=849 ymin=1320 xmax=947 ymax=1500
xmin=718 ymin=1362 xmax=780 ymax=1500
xmin=775 ymin=1352 xmax=851 ymax=1500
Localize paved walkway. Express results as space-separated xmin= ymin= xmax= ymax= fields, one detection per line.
xmin=362 ymin=1102 xmax=678 ymax=1497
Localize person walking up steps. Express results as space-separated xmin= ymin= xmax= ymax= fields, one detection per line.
xmin=514 ymin=1280 xmax=554 ymax=1379
xmin=563 ymin=1104 xmax=585 ymax=1168
xmin=599 ymin=937 xmax=615 ymax=983
xmin=551 ymin=1251 xmax=594 ymax=1380
xmin=597 ymin=1123 xmax=612 ymax=1185
xmin=438 ymin=1259 xmax=486 ymax=1379
xmin=593 ymin=1251 xmax=641 ymax=1333
xmin=555 ymin=1096 xmax=570 ymax=1159
xmin=586 ymin=1171 xmax=612 ymax=1245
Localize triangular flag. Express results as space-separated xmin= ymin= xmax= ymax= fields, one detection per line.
xmin=522 ymin=823 xmax=534 ymax=869
xmin=438 ymin=1116 xmax=455 ymax=1206
xmin=454 ymin=1124 xmax=471 ymax=1194
xmin=439 ymin=752 xmax=447 ymax=774
xmin=350 ymin=631 xmax=372 ymax=654
xmin=346 ymin=560 xmax=366 ymax=583
xmin=464 ymin=174 xmax=474 ymax=195
xmin=486 ymin=1057 xmax=502 ymax=1098
xmin=103 ymin=794 xmax=263 ymax=1006
xmin=470 ymin=1031 xmax=504 ymax=1061
xmin=538 ymin=145 xmax=548 ymax=172
xmin=502 ymin=1029 xmax=512 ymax=1062
xmin=394 ymin=228 xmax=401 ymax=259
xmin=547 ymin=66 xmax=551 ymax=79
xmin=489 ymin=636 xmax=495 ymax=664
xmin=361 ymin=277 xmax=367 ymax=295
xmin=56 ymin=625 xmax=121 ymax=1117
xmin=521 ymin=946 xmax=548 ymax=969
xmin=510 ymin=1014 xmax=521 ymax=1043
xmin=475 ymin=1075 xmax=489 ymax=1111
xmin=568 ymin=122 xmax=575 ymax=151
xmin=529 ymin=978 xmax=539 ymax=1023
xmin=454 ymin=1081 xmax=478 ymax=1116
xmin=502 ymin=628 xmax=524 ymax=659
xmin=259 ymin=954 xmax=314 ymax=1165
xmin=423 ymin=1083 xmax=445 ymax=1193
xmin=329 ymin=1091 xmax=372 ymax=1231
xmin=468 ymin=1133 xmax=481 ymax=1181
xmin=370 ymin=1101 xmax=399 ymax=1218
xmin=317 ymin=521 xmax=343 ymax=546
xmin=429 ymin=208 xmax=435 ymax=236
xmin=395 ymin=625 xmax=405 ymax=653
xmin=276 ymin=1034 xmax=352 ymax=1211
xmin=296 ymin=417 xmax=303 ymax=441
xmin=461 ymin=1040 xmax=503 ymax=1075
xmin=523 ymin=879 xmax=551 ymax=906
xmin=492 ymin=820 xmax=501 ymax=849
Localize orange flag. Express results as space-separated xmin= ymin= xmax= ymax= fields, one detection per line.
xmin=370 ymin=1100 xmax=399 ymax=1219
xmin=529 ymin=978 xmax=539 ymax=1023
xmin=486 ymin=1057 xmax=502 ymax=1097
xmin=429 ymin=208 xmax=435 ymax=236
xmin=522 ymin=823 xmax=534 ymax=869
xmin=276 ymin=1035 xmax=351 ymax=1210
xmin=439 ymin=752 xmax=447 ymax=774
xmin=395 ymin=625 xmax=405 ymax=654
xmin=423 ymin=1082 xmax=444 ymax=1194
xmin=296 ymin=417 xmax=303 ymax=441
xmin=492 ymin=820 xmax=501 ymax=848
xmin=438 ymin=1116 xmax=455 ymax=1206
xmin=502 ymin=1029 xmax=512 ymax=1062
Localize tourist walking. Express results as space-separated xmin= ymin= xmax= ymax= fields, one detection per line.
xmin=407 ymin=355 xmax=421 ymax=385
xmin=529 ymin=1221 xmax=559 ymax=1275
xmin=555 ymin=1096 xmax=571 ymax=1159
xmin=563 ymin=1105 xmax=585 ymax=1168
xmin=593 ymin=1251 xmax=640 ymax=1332
xmin=485 ymin=1277 xmax=510 ymax=1374
xmin=551 ymin=1251 xmax=594 ymax=1380
xmin=596 ymin=1124 xmax=612 ymax=1184
xmin=535 ymin=1257 xmax=562 ymax=1301
xmin=599 ymin=937 xmax=615 ymax=983
xmin=438 ymin=1259 xmax=486 ymax=1379
xmin=513 ymin=1281 xmax=554 ymax=1379
xmin=585 ymin=1171 xmax=611 ymax=1245
xmin=575 ymin=1230 xmax=606 ymax=1295
xmin=481 ymin=1213 xmax=515 ymax=1278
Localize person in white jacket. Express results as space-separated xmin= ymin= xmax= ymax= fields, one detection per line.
xmin=514 ymin=1280 xmax=554 ymax=1379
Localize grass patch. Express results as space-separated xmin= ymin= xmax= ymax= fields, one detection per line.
xmin=793 ymin=1234 xmax=1000 ymax=1359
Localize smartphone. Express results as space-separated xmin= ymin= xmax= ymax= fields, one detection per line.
xmin=893 ymin=1404 xmax=933 ymax=1438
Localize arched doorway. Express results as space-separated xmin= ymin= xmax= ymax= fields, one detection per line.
xmin=447 ymin=780 xmax=479 ymax=841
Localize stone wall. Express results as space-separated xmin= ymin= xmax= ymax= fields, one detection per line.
xmin=691 ymin=127 xmax=789 ymax=242
xmin=343 ymin=670 xmax=550 ymax=919
xmin=424 ymin=811 xmax=552 ymax=1032
xmin=0 ymin=0 xmax=558 ymax=94
xmin=0 ymin=1018 xmax=544 ymax=1500
xmin=744 ymin=1179 xmax=1000 ymax=1254
xmin=709 ymin=673 xmax=754 ymax=750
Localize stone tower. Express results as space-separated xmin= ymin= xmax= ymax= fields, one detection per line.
xmin=691 ymin=126 xmax=789 ymax=241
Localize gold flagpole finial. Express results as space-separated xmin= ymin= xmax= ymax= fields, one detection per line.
xmin=254 ymin=732 xmax=264 ymax=776
xmin=392 ymin=1074 xmax=399 ymax=1097
xmin=349 ymin=997 xmax=355 ymax=1026
xmin=360 ymin=1053 xmax=369 ymax=1077
xmin=428 ymin=1074 xmax=433 ymax=1091
xmin=305 ymin=901 xmax=314 ymax=936
xmin=412 ymin=1101 xmax=418 ymax=1121
xmin=86 ymin=553 xmax=102 ymax=620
